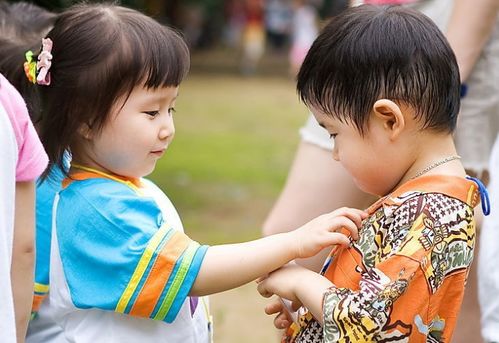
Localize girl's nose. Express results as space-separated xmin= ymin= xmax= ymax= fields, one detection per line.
xmin=159 ymin=120 xmax=174 ymax=141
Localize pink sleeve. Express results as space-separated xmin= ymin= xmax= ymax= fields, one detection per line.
xmin=0 ymin=74 xmax=48 ymax=181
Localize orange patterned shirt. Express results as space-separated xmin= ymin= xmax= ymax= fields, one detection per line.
xmin=285 ymin=175 xmax=480 ymax=343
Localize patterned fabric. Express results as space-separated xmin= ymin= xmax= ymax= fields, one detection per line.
xmin=284 ymin=175 xmax=480 ymax=343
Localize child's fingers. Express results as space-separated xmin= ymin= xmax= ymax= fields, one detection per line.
xmin=328 ymin=208 xmax=365 ymax=230
xmin=255 ymin=275 xmax=268 ymax=284
xmin=341 ymin=209 xmax=367 ymax=230
xmin=264 ymin=299 xmax=284 ymax=315
xmin=274 ymin=312 xmax=290 ymax=330
xmin=290 ymin=300 xmax=302 ymax=311
xmin=328 ymin=207 xmax=367 ymax=232
xmin=330 ymin=207 xmax=367 ymax=220
xmin=257 ymin=281 xmax=274 ymax=298
xmin=327 ymin=232 xmax=350 ymax=247
xmin=327 ymin=216 xmax=359 ymax=241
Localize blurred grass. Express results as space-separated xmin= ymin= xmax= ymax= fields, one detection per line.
xmin=149 ymin=51 xmax=308 ymax=245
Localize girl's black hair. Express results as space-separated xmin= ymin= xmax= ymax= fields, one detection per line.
xmin=38 ymin=3 xmax=190 ymax=178
xmin=297 ymin=5 xmax=461 ymax=135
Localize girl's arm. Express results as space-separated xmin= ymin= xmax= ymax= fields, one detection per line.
xmin=446 ymin=0 xmax=499 ymax=81
xmin=190 ymin=207 xmax=365 ymax=295
xmin=11 ymin=180 xmax=36 ymax=343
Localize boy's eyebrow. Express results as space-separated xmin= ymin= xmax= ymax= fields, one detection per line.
xmin=318 ymin=122 xmax=326 ymax=129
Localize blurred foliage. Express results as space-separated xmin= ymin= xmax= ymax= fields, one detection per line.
xmin=9 ymin=0 xmax=226 ymax=47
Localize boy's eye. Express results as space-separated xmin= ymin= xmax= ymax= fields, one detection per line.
xmin=143 ymin=110 xmax=160 ymax=117
xmin=329 ymin=133 xmax=337 ymax=140
xmin=168 ymin=107 xmax=176 ymax=115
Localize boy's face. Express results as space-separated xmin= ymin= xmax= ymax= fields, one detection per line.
xmin=312 ymin=107 xmax=408 ymax=196
xmin=82 ymin=85 xmax=178 ymax=178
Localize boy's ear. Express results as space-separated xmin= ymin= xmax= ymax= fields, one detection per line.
xmin=372 ymin=99 xmax=405 ymax=140
xmin=78 ymin=123 xmax=93 ymax=140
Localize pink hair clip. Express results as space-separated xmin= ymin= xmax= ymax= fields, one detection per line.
xmin=36 ymin=38 xmax=53 ymax=86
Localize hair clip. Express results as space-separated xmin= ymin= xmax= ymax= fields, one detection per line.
xmin=36 ymin=38 xmax=53 ymax=85
xmin=24 ymin=51 xmax=37 ymax=84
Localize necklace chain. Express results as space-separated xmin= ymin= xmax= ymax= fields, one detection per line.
xmin=411 ymin=155 xmax=461 ymax=180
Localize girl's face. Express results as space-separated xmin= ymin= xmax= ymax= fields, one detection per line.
xmin=80 ymin=85 xmax=178 ymax=178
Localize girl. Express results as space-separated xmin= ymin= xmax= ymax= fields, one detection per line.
xmin=31 ymin=4 xmax=365 ymax=342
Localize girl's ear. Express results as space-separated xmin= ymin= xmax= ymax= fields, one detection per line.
xmin=78 ymin=123 xmax=93 ymax=140
xmin=372 ymin=99 xmax=405 ymax=140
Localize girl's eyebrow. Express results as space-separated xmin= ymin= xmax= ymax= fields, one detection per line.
xmin=140 ymin=93 xmax=178 ymax=104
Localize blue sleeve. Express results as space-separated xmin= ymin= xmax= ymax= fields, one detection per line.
xmin=55 ymin=179 xmax=208 ymax=322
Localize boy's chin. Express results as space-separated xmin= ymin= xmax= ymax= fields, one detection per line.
xmin=353 ymin=179 xmax=382 ymax=197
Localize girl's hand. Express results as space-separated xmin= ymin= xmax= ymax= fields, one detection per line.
xmin=291 ymin=207 xmax=367 ymax=259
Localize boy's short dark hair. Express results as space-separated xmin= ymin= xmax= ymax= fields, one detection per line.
xmin=297 ymin=5 xmax=460 ymax=134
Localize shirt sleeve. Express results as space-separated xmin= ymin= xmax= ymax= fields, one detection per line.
xmin=55 ymin=179 xmax=208 ymax=323
xmin=322 ymin=255 xmax=423 ymax=341
xmin=0 ymin=74 xmax=48 ymax=181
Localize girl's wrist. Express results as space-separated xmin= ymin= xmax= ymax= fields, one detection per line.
xmin=279 ymin=231 xmax=301 ymax=262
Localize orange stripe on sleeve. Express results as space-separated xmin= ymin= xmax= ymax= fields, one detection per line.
xmin=129 ymin=231 xmax=191 ymax=317
xmin=32 ymin=294 xmax=47 ymax=313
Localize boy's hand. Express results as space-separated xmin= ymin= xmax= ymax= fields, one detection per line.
xmin=258 ymin=263 xmax=308 ymax=302
xmin=258 ymin=263 xmax=334 ymax=326
xmin=257 ymin=264 xmax=306 ymax=329
xmin=291 ymin=207 xmax=367 ymax=259
xmin=263 ymin=297 xmax=301 ymax=330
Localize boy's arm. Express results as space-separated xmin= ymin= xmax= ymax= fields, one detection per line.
xmin=190 ymin=208 xmax=365 ymax=295
xmin=11 ymin=180 xmax=36 ymax=343
xmin=260 ymin=252 xmax=424 ymax=339
xmin=446 ymin=0 xmax=499 ymax=81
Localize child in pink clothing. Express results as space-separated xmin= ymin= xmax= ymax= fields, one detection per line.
xmin=0 ymin=72 xmax=48 ymax=343
xmin=0 ymin=73 xmax=48 ymax=180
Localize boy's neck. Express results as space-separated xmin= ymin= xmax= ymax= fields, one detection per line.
xmin=390 ymin=133 xmax=465 ymax=194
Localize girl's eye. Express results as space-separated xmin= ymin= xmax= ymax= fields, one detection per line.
xmin=168 ymin=107 xmax=176 ymax=116
xmin=143 ymin=110 xmax=160 ymax=117
xmin=329 ymin=133 xmax=337 ymax=140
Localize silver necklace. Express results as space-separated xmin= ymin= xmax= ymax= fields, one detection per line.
xmin=411 ymin=155 xmax=461 ymax=180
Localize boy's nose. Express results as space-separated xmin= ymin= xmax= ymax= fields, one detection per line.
xmin=332 ymin=148 xmax=339 ymax=161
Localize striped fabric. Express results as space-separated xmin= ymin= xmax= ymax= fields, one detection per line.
xmin=54 ymin=170 xmax=208 ymax=323
xmin=32 ymin=164 xmax=66 ymax=316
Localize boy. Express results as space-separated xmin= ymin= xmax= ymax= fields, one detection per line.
xmin=257 ymin=5 xmax=488 ymax=342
